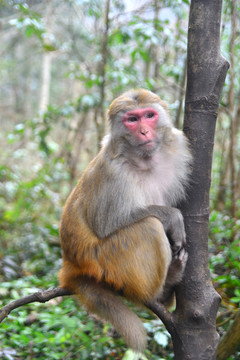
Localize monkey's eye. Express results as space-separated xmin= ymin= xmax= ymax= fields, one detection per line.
xmin=127 ymin=116 xmax=138 ymax=122
xmin=146 ymin=112 xmax=154 ymax=118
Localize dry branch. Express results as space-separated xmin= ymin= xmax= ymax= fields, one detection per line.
xmin=0 ymin=286 xmax=174 ymax=333
xmin=145 ymin=301 xmax=174 ymax=335
xmin=0 ymin=287 xmax=72 ymax=323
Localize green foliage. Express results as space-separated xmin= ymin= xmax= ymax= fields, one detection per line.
xmin=0 ymin=277 xmax=174 ymax=359
xmin=209 ymin=210 xmax=240 ymax=358
xmin=0 ymin=277 xmax=122 ymax=359
xmin=0 ymin=112 xmax=72 ymax=280
xmin=9 ymin=4 xmax=45 ymax=41
xmin=209 ymin=210 xmax=240 ymax=307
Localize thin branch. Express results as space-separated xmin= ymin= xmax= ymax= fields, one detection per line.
xmin=145 ymin=301 xmax=174 ymax=335
xmin=0 ymin=285 xmax=174 ymax=338
xmin=0 ymin=287 xmax=72 ymax=323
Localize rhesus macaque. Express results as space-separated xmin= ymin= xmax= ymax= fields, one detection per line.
xmin=58 ymin=89 xmax=192 ymax=352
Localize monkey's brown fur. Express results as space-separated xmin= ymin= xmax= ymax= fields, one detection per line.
xmin=58 ymin=89 xmax=192 ymax=351
xmin=59 ymin=163 xmax=171 ymax=350
xmin=108 ymin=88 xmax=168 ymax=119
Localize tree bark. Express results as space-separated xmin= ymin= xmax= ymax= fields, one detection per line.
xmin=170 ymin=0 xmax=229 ymax=359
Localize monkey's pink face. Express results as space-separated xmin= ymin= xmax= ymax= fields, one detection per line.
xmin=122 ymin=108 xmax=159 ymax=147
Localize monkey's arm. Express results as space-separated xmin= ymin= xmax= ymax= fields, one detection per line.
xmin=94 ymin=204 xmax=185 ymax=255
xmin=81 ymin=150 xmax=186 ymax=253
xmin=131 ymin=205 xmax=186 ymax=255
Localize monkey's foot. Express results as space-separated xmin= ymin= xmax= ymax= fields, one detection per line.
xmin=171 ymin=247 xmax=188 ymax=272
xmin=167 ymin=247 xmax=188 ymax=285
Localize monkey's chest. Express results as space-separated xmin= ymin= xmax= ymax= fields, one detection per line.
xmin=123 ymin=152 xmax=177 ymax=207
xmin=137 ymin=164 xmax=175 ymax=207
xmin=140 ymin=177 xmax=167 ymax=206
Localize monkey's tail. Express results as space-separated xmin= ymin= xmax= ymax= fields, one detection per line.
xmin=73 ymin=277 xmax=147 ymax=352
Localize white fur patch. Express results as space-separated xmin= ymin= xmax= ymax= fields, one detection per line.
xmin=118 ymin=128 xmax=191 ymax=208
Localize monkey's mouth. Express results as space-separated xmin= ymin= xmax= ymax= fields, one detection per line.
xmin=138 ymin=140 xmax=154 ymax=147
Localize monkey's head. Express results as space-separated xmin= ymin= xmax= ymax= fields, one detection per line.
xmin=108 ymin=89 xmax=173 ymax=158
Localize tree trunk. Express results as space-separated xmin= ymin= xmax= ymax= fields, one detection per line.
xmin=175 ymin=57 xmax=187 ymax=128
xmin=39 ymin=51 xmax=52 ymax=113
xmin=39 ymin=1 xmax=53 ymax=114
xmin=171 ymin=0 xmax=229 ymax=358
xmin=153 ymin=0 xmax=160 ymax=81
xmin=236 ymin=96 xmax=240 ymax=198
xmin=228 ymin=0 xmax=237 ymax=224
xmin=94 ymin=0 xmax=110 ymax=149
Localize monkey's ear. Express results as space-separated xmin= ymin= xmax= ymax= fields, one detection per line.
xmin=101 ymin=134 xmax=119 ymax=158
xmin=159 ymin=99 xmax=169 ymax=112
xmin=101 ymin=134 xmax=111 ymax=148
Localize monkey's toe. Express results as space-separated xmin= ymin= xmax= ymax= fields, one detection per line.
xmin=171 ymin=248 xmax=188 ymax=270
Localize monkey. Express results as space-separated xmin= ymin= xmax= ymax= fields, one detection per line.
xmin=58 ymin=88 xmax=192 ymax=352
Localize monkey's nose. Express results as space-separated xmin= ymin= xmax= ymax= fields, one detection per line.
xmin=140 ymin=129 xmax=149 ymax=135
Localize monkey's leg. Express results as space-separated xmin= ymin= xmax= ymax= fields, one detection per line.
xmin=95 ymin=205 xmax=186 ymax=254
xmin=126 ymin=205 xmax=187 ymax=256
xmin=59 ymin=270 xmax=147 ymax=352
xmin=99 ymin=218 xmax=172 ymax=303
xmin=59 ymin=218 xmax=172 ymax=350
xmin=158 ymin=248 xmax=188 ymax=306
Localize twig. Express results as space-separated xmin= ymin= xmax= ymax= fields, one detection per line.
xmin=0 ymin=287 xmax=72 ymax=323
xmin=0 ymin=286 xmax=175 ymax=337
xmin=145 ymin=301 xmax=174 ymax=335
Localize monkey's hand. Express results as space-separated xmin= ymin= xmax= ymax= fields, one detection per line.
xmin=98 ymin=204 xmax=186 ymax=252
xmin=166 ymin=208 xmax=186 ymax=255
xmin=147 ymin=205 xmax=186 ymax=255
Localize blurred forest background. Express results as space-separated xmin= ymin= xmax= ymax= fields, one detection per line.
xmin=0 ymin=0 xmax=239 ymax=359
